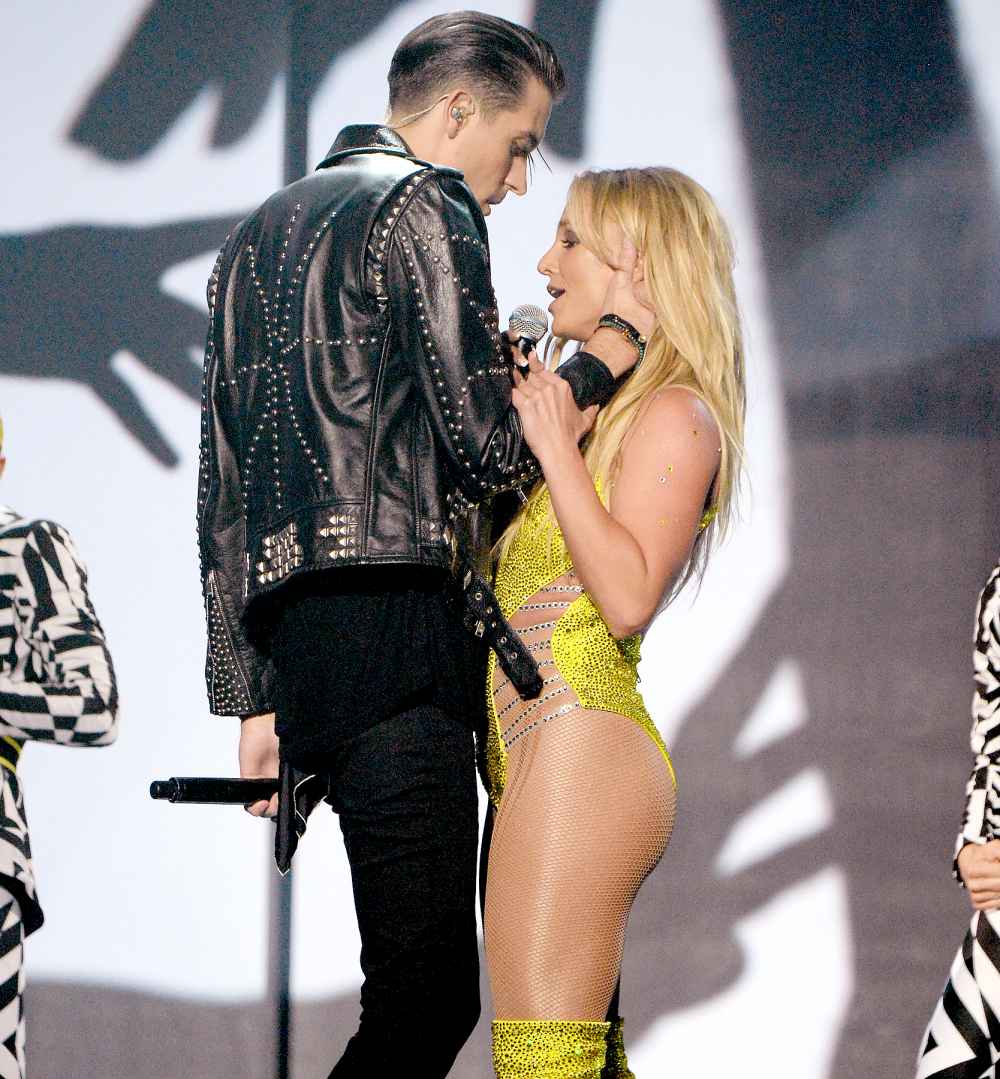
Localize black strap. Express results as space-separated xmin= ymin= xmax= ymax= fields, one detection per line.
xmin=556 ymin=350 xmax=623 ymax=408
xmin=450 ymin=557 xmax=543 ymax=699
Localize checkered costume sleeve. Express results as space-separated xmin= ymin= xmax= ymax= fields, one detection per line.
xmin=954 ymin=560 xmax=1000 ymax=883
xmin=0 ymin=518 xmax=119 ymax=746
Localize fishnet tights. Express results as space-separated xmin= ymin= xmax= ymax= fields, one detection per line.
xmin=485 ymin=575 xmax=677 ymax=1021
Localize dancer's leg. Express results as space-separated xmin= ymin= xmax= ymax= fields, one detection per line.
xmin=486 ymin=709 xmax=674 ymax=1019
xmin=0 ymin=887 xmax=25 ymax=1079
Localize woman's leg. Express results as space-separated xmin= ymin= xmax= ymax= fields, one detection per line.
xmin=0 ymin=887 xmax=25 ymax=1079
xmin=485 ymin=709 xmax=675 ymax=1073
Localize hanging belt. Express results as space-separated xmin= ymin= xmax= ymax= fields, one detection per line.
xmin=272 ymin=554 xmax=543 ymax=875
xmin=448 ymin=553 xmax=544 ymax=700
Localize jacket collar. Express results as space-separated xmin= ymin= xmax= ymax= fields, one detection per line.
xmin=317 ymin=125 xmax=414 ymax=170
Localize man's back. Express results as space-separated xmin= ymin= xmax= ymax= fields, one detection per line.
xmin=199 ymin=125 xmax=535 ymax=718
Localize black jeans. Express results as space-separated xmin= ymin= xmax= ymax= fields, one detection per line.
xmin=324 ymin=704 xmax=481 ymax=1078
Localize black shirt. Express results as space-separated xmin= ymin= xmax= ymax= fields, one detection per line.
xmin=268 ymin=566 xmax=485 ymax=768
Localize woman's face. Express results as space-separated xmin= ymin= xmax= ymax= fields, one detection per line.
xmin=537 ymin=212 xmax=615 ymax=342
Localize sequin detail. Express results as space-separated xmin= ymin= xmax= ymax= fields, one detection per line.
xmin=486 ymin=480 xmax=675 ymax=805
xmin=492 ymin=1019 xmax=610 ymax=1077
xmin=604 ymin=1019 xmax=636 ymax=1079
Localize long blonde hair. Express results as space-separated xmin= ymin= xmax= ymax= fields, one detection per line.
xmin=497 ymin=167 xmax=746 ymax=594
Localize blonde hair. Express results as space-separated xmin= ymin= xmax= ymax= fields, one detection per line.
xmin=497 ymin=167 xmax=746 ymax=595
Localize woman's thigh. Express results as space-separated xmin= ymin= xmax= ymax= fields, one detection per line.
xmin=484 ymin=709 xmax=676 ymax=1020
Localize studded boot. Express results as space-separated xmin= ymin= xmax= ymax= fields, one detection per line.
xmin=493 ymin=1019 xmax=611 ymax=1078
xmin=600 ymin=1018 xmax=636 ymax=1079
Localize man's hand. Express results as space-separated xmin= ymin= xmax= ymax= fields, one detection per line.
xmin=957 ymin=840 xmax=1000 ymax=909
xmin=239 ymin=712 xmax=280 ymax=819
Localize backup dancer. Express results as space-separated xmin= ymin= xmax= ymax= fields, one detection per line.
xmin=917 ymin=558 xmax=1000 ymax=1079
xmin=0 ymin=417 xmax=119 ymax=1078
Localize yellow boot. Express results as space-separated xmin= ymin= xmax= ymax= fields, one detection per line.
xmin=493 ymin=1019 xmax=611 ymax=1078
xmin=601 ymin=1018 xmax=636 ymax=1079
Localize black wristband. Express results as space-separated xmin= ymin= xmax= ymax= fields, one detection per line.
xmin=597 ymin=313 xmax=647 ymax=355
xmin=556 ymin=350 xmax=621 ymax=408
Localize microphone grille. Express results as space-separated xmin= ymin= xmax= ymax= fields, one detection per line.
xmin=508 ymin=303 xmax=549 ymax=342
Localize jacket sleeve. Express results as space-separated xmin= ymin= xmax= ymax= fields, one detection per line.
xmin=0 ymin=520 xmax=118 ymax=746
xmin=196 ymin=241 xmax=275 ymax=717
xmin=954 ymin=561 xmax=1000 ymax=883
xmin=383 ymin=170 xmax=539 ymax=503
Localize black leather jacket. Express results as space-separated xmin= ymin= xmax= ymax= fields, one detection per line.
xmin=197 ymin=125 xmax=616 ymax=716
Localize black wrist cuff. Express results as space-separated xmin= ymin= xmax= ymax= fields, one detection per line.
xmin=556 ymin=350 xmax=621 ymax=408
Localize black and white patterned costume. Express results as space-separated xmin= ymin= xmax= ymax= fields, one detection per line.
xmin=918 ymin=560 xmax=1000 ymax=1079
xmin=0 ymin=505 xmax=119 ymax=1078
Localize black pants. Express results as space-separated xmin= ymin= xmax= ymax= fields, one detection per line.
xmin=323 ymin=704 xmax=481 ymax=1078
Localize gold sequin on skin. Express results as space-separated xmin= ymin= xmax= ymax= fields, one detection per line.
xmin=486 ymin=479 xmax=674 ymax=805
xmin=492 ymin=1019 xmax=610 ymax=1077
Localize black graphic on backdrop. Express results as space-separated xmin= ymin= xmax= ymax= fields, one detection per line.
xmin=2 ymin=0 xmax=602 ymax=465
xmin=717 ymin=1 xmax=1000 ymax=1074
xmin=7 ymin=0 xmax=999 ymax=1075
xmin=70 ymin=0 xmax=599 ymax=164
xmin=0 ymin=218 xmax=236 ymax=465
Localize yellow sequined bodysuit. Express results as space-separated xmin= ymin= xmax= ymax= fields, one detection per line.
xmin=485 ymin=481 xmax=676 ymax=806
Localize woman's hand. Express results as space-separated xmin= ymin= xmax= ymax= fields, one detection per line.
xmin=239 ymin=712 xmax=280 ymax=819
xmin=599 ymin=237 xmax=656 ymax=341
xmin=512 ymin=354 xmax=598 ymax=466
xmin=958 ymin=840 xmax=1000 ymax=910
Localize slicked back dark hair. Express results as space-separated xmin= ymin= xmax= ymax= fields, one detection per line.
xmin=388 ymin=11 xmax=565 ymax=118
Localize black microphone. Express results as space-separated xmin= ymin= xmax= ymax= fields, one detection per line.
xmin=508 ymin=304 xmax=549 ymax=367
xmin=150 ymin=776 xmax=279 ymax=804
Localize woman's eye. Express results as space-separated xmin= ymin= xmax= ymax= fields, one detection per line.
xmin=560 ymin=237 xmax=577 ymax=249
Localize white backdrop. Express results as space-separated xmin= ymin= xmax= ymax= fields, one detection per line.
xmin=2 ymin=1 xmax=998 ymax=1075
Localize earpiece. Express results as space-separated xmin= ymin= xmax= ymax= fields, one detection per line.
xmin=451 ymin=107 xmax=465 ymax=121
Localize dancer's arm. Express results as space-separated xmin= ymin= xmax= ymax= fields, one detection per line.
xmin=512 ymin=378 xmax=719 ymax=639
xmin=384 ymin=172 xmax=635 ymax=504
xmin=0 ymin=519 xmax=118 ymax=746
xmin=955 ymin=563 xmax=1000 ymax=906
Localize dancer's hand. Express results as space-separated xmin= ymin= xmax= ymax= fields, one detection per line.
xmin=239 ymin=712 xmax=280 ymax=819
xmin=958 ymin=840 xmax=1000 ymax=910
xmin=512 ymin=352 xmax=598 ymax=464
xmin=599 ymin=237 xmax=656 ymax=342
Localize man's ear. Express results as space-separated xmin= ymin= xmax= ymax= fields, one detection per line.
xmin=445 ymin=91 xmax=476 ymax=139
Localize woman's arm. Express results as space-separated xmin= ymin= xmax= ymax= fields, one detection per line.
xmin=512 ymin=375 xmax=720 ymax=638
xmin=0 ymin=520 xmax=119 ymax=745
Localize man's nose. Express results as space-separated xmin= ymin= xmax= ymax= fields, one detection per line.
xmin=506 ymin=157 xmax=528 ymax=197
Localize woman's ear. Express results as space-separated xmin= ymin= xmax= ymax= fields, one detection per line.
xmin=632 ymin=252 xmax=646 ymax=286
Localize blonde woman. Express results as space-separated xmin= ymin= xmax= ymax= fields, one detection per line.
xmin=484 ymin=168 xmax=746 ymax=1077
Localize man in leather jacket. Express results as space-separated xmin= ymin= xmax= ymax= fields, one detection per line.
xmin=197 ymin=12 xmax=642 ymax=1076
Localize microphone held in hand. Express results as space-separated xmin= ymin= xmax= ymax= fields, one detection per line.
xmin=149 ymin=777 xmax=279 ymax=804
xmin=508 ymin=304 xmax=549 ymax=367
